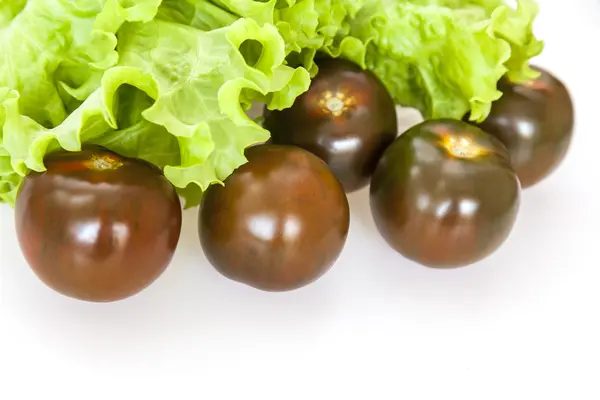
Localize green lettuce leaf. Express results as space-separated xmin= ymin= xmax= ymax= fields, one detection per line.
xmin=0 ymin=0 xmax=544 ymax=208
xmin=156 ymin=0 xmax=542 ymax=123
xmin=155 ymin=0 xmax=366 ymax=76
xmin=0 ymin=17 xmax=310 ymax=208
xmin=0 ymin=0 xmax=162 ymax=128
xmin=0 ymin=0 xmax=162 ymax=204
xmin=0 ymin=88 xmax=21 ymax=204
xmin=339 ymin=0 xmax=543 ymax=122
xmin=406 ymin=0 xmax=543 ymax=82
xmin=155 ymin=0 xmax=238 ymax=31
xmin=118 ymin=18 xmax=310 ymax=200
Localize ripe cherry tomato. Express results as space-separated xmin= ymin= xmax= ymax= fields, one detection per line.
xmin=15 ymin=147 xmax=182 ymax=302
xmin=263 ymin=58 xmax=398 ymax=192
xmin=470 ymin=66 xmax=574 ymax=188
xmin=199 ymin=144 xmax=350 ymax=291
xmin=370 ymin=119 xmax=521 ymax=268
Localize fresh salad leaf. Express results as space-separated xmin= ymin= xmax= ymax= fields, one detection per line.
xmin=408 ymin=0 xmax=543 ymax=82
xmin=1 ymin=16 xmax=310 ymax=208
xmin=0 ymin=0 xmax=161 ymax=128
xmin=155 ymin=0 xmax=238 ymax=31
xmin=0 ymin=0 xmax=163 ymax=203
xmin=116 ymin=18 xmax=310 ymax=198
xmin=156 ymin=0 xmax=542 ymax=122
xmin=155 ymin=0 xmax=366 ymax=75
xmin=0 ymin=88 xmax=21 ymax=204
xmin=0 ymin=0 xmax=544 ymax=208
xmin=338 ymin=0 xmax=543 ymax=122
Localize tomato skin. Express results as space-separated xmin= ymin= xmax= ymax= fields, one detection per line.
xmin=369 ymin=119 xmax=520 ymax=268
xmin=470 ymin=66 xmax=574 ymax=188
xmin=263 ymin=58 xmax=397 ymax=193
xmin=15 ymin=147 xmax=182 ymax=302
xmin=198 ymin=144 xmax=350 ymax=292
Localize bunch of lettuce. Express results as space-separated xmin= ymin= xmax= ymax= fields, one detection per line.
xmin=347 ymin=0 xmax=543 ymax=121
xmin=183 ymin=0 xmax=542 ymax=121
xmin=0 ymin=0 xmax=543 ymax=207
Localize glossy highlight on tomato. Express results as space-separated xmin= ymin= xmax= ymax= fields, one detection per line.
xmin=469 ymin=66 xmax=574 ymax=188
xmin=263 ymin=58 xmax=398 ymax=192
xmin=15 ymin=146 xmax=182 ymax=302
xmin=199 ymin=144 xmax=350 ymax=291
xmin=370 ymin=119 xmax=520 ymax=268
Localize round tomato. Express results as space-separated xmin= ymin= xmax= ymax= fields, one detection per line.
xmin=370 ymin=119 xmax=521 ymax=268
xmin=199 ymin=144 xmax=350 ymax=291
xmin=15 ymin=146 xmax=182 ymax=302
xmin=263 ymin=58 xmax=397 ymax=192
xmin=470 ymin=66 xmax=574 ymax=188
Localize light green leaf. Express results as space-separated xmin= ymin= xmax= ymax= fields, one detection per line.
xmin=0 ymin=0 xmax=162 ymax=128
xmin=338 ymin=0 xmax=543 ymax=122
xmin=0 ymin=18 xmax=310 ymax=208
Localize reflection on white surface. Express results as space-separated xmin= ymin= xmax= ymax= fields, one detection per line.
xmin=415 ymin=195 xmax=479 ymax=219
xmin=516 ymin=119 xmax=536 ymax=139
xmin=416 ymin=193 xmax=430 ymax=212
xmin=283 ymin=216 xmax=301 ymax=241
xmin=53 ymin=190 xmax=95 ymax=208
xmin=410 ymin=166 xmax=421 ymax=179
xmin=248 ymin=214 xmax=276 ymax=242
xmin=330 ymin=136 xmax=361 ymax=153
xmin=248 ymin=215 xmax=302 ymax=242
xmin=435 ymin=199 xmax=452 ymax=218
xmin=71 ymin=221 xmax=129 ymax=247
xmin=112 ymin=222 xmax=130 ymax=247
xmin=459 ymin=198 xmax=479 ymax=217
xmin=73 ymin=221 xmax=101 ymax=245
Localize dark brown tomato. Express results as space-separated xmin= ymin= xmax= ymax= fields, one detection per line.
xmin=469 ymin=66 xmax=574 ymax=188
xmin=263 ymin=58 xmax=397 ymax=192
xmin=15 ymin=146 xmax=182 ymax=302
xmin=370 ymin=119 xmax=521 ymax=268
xmin=198 ymin=144 xmax=350 ymax=291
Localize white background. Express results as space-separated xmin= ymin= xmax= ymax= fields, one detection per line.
xmin=1 ymin=1 xmax=599 ymax=399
